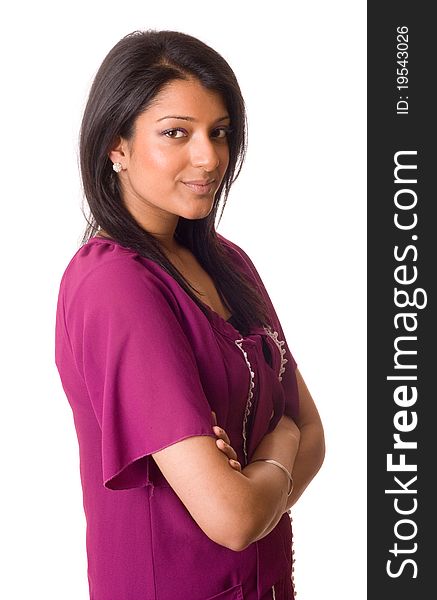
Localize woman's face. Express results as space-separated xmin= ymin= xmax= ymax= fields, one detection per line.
xmin=109 ymin=78 xmax=231 ymax=237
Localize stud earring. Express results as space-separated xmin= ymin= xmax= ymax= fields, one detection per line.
xmin=112 ymin=162 xmax=122 ymax=173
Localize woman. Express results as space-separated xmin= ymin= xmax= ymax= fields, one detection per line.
xmin=55 ymin=29 xmax=325 ymax=600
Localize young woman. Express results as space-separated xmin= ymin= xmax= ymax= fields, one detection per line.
xmin=55 ymin=29 xmax=325 ymax=600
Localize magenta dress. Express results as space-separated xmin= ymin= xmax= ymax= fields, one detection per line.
xmin=55 ymin=232 xmax=299 ymax=600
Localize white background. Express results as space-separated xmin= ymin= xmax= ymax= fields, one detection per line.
xmin=1 ymin=1 xmax=366 ymax=598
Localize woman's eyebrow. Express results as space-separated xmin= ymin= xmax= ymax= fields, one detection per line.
xmin=156 ymin=115 xmax=231 ymax=123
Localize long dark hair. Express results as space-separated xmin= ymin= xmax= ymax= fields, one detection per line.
xmin=79 ymin=29 xmax=270 ymax=335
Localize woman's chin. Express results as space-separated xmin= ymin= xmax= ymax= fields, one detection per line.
xmin=178 ymin=201 xmax=215 ymax=221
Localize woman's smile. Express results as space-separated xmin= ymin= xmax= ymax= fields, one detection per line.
xmin=182 ymin=181 xmax=216 ymax=194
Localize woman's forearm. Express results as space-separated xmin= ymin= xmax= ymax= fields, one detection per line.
xmin=239 ymin=419 xmax=300 ymax=546
xmin=245 ymin=420 xmax=325 ymax=544
xmin=284 ymin=421 xmax=325 ymax=510
xmin=242 ymin=367 xmax=325 ymax=543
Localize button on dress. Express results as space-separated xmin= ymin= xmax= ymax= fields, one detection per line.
xmin=55 ymin=232 xmax=299 ymax=600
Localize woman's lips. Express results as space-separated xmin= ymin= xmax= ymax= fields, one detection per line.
xmin=182 ymin=181 xmax=215 ymax=194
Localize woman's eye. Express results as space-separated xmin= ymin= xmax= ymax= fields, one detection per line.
xmin=162 ymin=126 xmax=233 ymax=140
xmin=213 ymin=127 xmax=233 ymax=139
xmin=162 ymin=128 xmax=186 ymax=139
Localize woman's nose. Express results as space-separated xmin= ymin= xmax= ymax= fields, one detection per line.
xmin=189 ymin=136 xmax=221 ymax=171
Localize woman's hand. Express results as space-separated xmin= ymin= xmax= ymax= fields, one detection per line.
xmin=211 ymin=411 xmax=242 ymax=472
xmin=210 ymin=412 xmax=300 ymax=474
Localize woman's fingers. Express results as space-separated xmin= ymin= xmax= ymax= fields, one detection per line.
xmin=229 ymin=459 xmax=242 ymax=472
xmin=212 ymin=425 xmax=230 ymax=445
xmin=216 ymin=438 xmax=242 ymax=470
xmin=215 ymin=437 xmax=237 ymax=459
xmin=212 ymin=421 xmax=242 ymax=471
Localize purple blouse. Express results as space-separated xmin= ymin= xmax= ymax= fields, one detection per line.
xmin=55 ymin=233 xmax=299 ymax=600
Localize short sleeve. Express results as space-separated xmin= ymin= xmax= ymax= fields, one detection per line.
xmin=219 ymin=236 xmax=300 ymax=420
xmin=65 ymin=255 xmax=216 ymax=491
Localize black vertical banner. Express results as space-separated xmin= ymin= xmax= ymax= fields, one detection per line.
xmin=368 ymin=2 xmax=435 ymax=597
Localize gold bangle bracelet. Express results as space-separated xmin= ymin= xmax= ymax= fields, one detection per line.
xmin=251 ymin=458 xmax=294 ymax=497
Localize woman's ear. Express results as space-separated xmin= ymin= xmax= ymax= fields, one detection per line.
xmin=108 ymin=136 xmax=128 ymax=168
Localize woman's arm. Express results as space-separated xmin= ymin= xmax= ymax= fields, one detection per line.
xmin=244 ymin=368 xmax=325 ymax=543
xmin=214 ymin=367 xmax=325 ymax=513
xmin=151 ymin=418 xmax=299 ymax=552
xmin=151 ymin=369 xmax=323 ymax=552
xmin=284 ymin=368 xmax=325 ymax=509
xmin=238 ymin=415 xmax=300 ymax=543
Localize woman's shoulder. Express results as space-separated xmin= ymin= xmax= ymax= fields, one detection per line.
xmin=216 ymin=232 xmax=262 ymax=282
xmin=60 ymin=236 xmax=140 ymax=282
xmin=217 ymin=232 xmax=252 ymax=264
xmin=58 ymin=233 xmax=261 ymax=307
xmin=216 ymin=232 xmax=244 ymax=255
xmin=58 ymin=236 xmax=173 ymax=307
